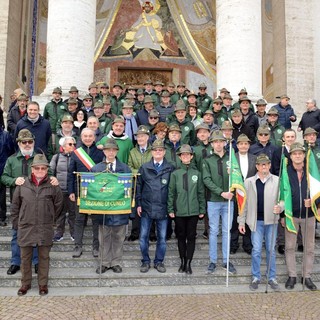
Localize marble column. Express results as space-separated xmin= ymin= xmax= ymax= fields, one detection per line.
xmin=42 ymin=0 xmax=96 ymax=96
xmin=216 ymin=0 xmax=262 ymax=100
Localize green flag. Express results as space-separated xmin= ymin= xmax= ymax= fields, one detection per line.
xmin=78 ymin=172 xmax=133 ymax=214
xmin=229 ymin=148 xmax=246 ymax=214
xmin=279 ymin=156 xmax=296 ymax=233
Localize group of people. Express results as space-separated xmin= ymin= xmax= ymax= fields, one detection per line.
xmin=1 ymin=79 xmax=320 ymax=296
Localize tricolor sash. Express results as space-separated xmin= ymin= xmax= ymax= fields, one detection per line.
xmin=74 ymin=147 xmax=96 ymax=170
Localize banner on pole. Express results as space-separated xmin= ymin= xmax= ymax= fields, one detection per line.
xmin=78 ymin=172 xmax=133 ymax=214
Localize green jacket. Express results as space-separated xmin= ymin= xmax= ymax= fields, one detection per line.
xmin=111 ymin=94 xmax=126 ymax=115
xmin=193 ymin=141 xmax=213 ymax=171
xmin=170 ymin=93 xmax=188 ymax=105
xmin=213 ymin=110 xmax=229 ymax=127
xmin=43 ymin=99 xmax=68 ymax=133
xmin=128 ymin=144 xmax=152 ymax=175
xmin=197 ymin=93 xmax=213 ymax=114
xmin=164 ymin=141 xmax=181 ymax=168
xmin=47 ymin=129 xmax=79 ymax=160
xmin=202 ymin=151 xmax=230 ymax=202
xmin=97 ymin=132 xmax=133 ymax=163
xmin=168 ymin=163 xmax=206 ymax=217
xmin=1 ymin=151 xmax=53 ymax=191
xmin=268 ymin=121 xmax=285 ymax=147
xmin=98 ymin=114 xmax=113 ymax=134
xmin=168 ymin=118 xmax=196 ymax=146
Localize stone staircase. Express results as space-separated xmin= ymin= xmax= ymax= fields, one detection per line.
xmin=1 ymin=219 xmax=320 ymax=290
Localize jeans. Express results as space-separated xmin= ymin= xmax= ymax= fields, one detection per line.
xmin=251 ymin=220 xmax=277 ymax=281
xmin=207 ymin=201 xmax=234 ymax=264
xmin=11 ymin=229 xmax=38 ymax=266
xmin=140 ymin=215 xmax=167 ymax=265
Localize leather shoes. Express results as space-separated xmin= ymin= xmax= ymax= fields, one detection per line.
xmin=111 ymin=265 xmax=122 ymax=273
xmin=39 ymin=285 xmax=48 ymax=296
xmin=244 ymin=248 xmax=252 ymax=255
xmin=96 ymin=266 xmax=110 ymax=274
xmin=17 ymin=285 xmax=31 ymax=296
xmin=278 ymin=245 xmax=285 ymax=255
xmin=301 ymin=277 xmax=317 ymax=291
xmin=127 ymin=234 xmax=139 ymax=242
xmin=7 ymin=265 xmax=20 ymax=275
xmin=297 ymin=245 xmax=304 ymax=252
xmin=149 ymin=235 xmax=157 ymax=242
xmin=34 ymin=264 xmax=38 ymax=274
xmin=285 ymin=276 xmax=296 ymax=289
xmin=230 ymin=248 xmax=237 ymax=255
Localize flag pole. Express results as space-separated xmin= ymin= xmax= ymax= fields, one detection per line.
xmin=226 ymin=139 xmax=232 ymax=287
xmin=98 ymin=214 xmax=106 ymax=288
xmin=265 ymin=143 xmax=285 ymax=294
xmin=302 ymin=144 xmax=311 ymax=291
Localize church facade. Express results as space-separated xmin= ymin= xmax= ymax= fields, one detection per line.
xmin=0 ymin=0 xmax=319 ymax=117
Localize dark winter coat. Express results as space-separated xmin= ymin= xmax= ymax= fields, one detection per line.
xmin=11 ymin=176 xmax=63 ymax=246
xmin=136 ymin=158 xmax=175 ymax=219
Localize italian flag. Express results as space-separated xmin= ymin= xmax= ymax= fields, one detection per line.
xmin=307 ymin=149 xmax=320 ymax=221
xmin=229 ymin=148 xmax=246 ymax=214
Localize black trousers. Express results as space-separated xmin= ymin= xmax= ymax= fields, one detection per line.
xmin=230 ymin=204 xmax=252 ymax=251
xmin=175 ymin=215 xmax=199 ymax=260
xmin=0 ymin=182 xmax=7 ymax=222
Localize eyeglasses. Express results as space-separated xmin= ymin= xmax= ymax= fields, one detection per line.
xmin=67 ymin=143 xmax=76 ymax=146
xmin=84 ymin=99 xmax=92 ymax=102
xmin=21 ymin=140 xmax=34 ymax=145
xmin=259 ymin=133 xmax=269 ymax=136
xmin=149 ymin=117 xmax=158 ymax=120
xmin=33 ymin=166 xmax=48 ymax=171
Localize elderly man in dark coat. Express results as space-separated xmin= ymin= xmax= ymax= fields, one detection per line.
xmin=11 ymin=154 xmax=63 ymax=296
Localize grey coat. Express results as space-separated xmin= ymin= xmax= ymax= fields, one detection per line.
xmin=238 ymin=174 xmax=284 ymax=232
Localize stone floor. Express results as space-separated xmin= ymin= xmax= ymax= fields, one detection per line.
xmin=0 ymin=291 xmax=320 ymax=320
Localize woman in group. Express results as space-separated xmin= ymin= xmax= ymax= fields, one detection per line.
xmin=167 ymin=144 xmax=205 ymax=274
xmin=73 ymin=109 xmax=88 ymax=136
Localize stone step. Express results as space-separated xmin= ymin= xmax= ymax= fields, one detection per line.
xmin=1 ymin=264 xmax=320 ymax=288
xmin=2 ymin=250 xmax=303 ymax=268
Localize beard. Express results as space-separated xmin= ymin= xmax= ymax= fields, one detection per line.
xmin=21 ymin=148 xmax=34 ymax=156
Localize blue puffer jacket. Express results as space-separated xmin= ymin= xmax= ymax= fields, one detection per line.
xmin=273 ymin=103 xmax=297 ymax=129
xmin=136 ymin=158 xmax=175 ymax=219
xmin=91 ymin=159 xmax=132 ymax=226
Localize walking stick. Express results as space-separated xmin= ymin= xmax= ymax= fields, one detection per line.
xmin=226 ymin=140 xmax=232 ymax=287
xmin=265 ymin=143 xmax=285 ymax=293
xmin=302 ymin=144 xmax=311 ymax=291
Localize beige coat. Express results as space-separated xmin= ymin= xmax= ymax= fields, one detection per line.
xmin=238 ymin=173 xmax=284 ymax=232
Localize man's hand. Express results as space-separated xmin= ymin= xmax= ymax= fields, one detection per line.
xmin=239 ymin=225 xmax=246 ymax=234
xmin=221 ymin=192 xmax=233 ymax=200
xmin=273 ymin=204 xmax=282 ymax=214
xmin=69 ymin=193 xmax=75 ymax=202
xmin=304 ymin=198 xmax=311 ymax=208
xmin=169 ymin=213 xmax=175 ymax=218
xmin=199 ymin=214 xmax=204 ymax=219
xmin=15 ymin=177 xmax=25 ymax=186
xmin=49 ymin=177 xmax=59 ymax=186
xmin=137 ymin=206 xmax=142 ymax=217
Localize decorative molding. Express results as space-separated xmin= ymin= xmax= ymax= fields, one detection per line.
xmin=166 ymin=0 xmax=216 ymax=82
xmin=94 ymin=0 xmax=122 ymax=62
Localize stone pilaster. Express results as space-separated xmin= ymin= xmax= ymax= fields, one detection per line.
xmin=41 ymin=0 xmax=96 ymax=96
xmin=216 ymin=0 xmax=262 ymax=100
